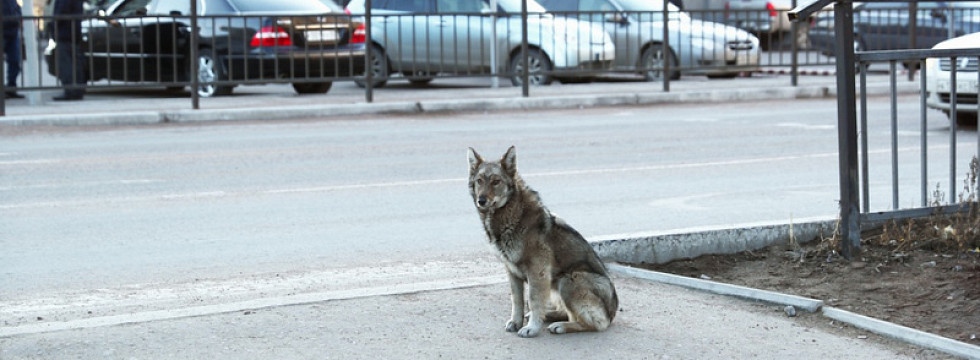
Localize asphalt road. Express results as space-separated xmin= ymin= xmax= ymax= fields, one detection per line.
xmin=2 ymin=95 xmax=974 ymax=309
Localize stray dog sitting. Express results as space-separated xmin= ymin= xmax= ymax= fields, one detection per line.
xmin=467 ymin=146 xmax=618 ymax=338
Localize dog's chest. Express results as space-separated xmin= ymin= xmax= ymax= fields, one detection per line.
xmin=483 ymin=218 xmax=524 ymax=265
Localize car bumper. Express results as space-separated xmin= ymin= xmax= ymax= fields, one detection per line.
xmin=927 ymin=75 xmax=980 ymax=113
xmin=225 ymin=47 xmax=366 ymax=80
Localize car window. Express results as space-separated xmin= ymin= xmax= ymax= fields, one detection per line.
xmin=378 ymin=0 xmax=433 ymax=12
xmin=229 ymin=0 xmax=333 ymax=12
xmin=149 ymin=0 xmax=191 ymax=15
xmin=577 ymin=0 xmax=617 ymax=22
xmin=435 ymin=0 xmax=486 ymax=13
xmin=537 ymin=0 xmax=575 ymax=11
xmin=113 ymin=0 xmax=152 ymax=16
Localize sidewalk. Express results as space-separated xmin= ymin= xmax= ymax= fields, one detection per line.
xmin=0 ymin=71 xmax=918 ymax=126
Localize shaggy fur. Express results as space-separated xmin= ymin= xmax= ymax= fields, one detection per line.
xmin=468 ymin=146 xmax=618 ymax=338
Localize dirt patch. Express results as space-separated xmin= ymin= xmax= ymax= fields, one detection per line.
xmin=640 ymin=220 xmax=980 ymax=346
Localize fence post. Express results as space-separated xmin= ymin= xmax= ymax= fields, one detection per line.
xmin=365 ymin=0 xmax=373 ymax=103
xmin=521 ymin=0 xmax=528 ymax=97
xmin=790 ymin=0 xmax=798 ymax=86
xmin=190 ymin=0 xmax=199 ymax=110
xmin=832 ymin=0 xmax=860 ymax=259
xmin=662 ymin=0 xmax=670 ymax=92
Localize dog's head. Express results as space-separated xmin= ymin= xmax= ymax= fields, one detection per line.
xmin=467 ymin=146 xmax=518 ymax=212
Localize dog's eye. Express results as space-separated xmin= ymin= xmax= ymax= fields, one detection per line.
xmin=491 ymin=179 xmax=500 ymax=186
xmin=476 ymin=178 xmax=484 ymax=185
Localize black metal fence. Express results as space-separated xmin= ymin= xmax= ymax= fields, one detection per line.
xmin=2 ymin=3 xmax=979 ymax=114
xmin=791 ymin=0 xmax=980 ymax=258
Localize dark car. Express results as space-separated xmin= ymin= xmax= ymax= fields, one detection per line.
xmin=44 ymin=0 xmax=366 ymax=97
xmin=809 ymin=1 xmax=980 ymax=55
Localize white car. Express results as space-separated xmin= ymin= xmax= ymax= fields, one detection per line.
xmin=345 ymin=0 xmax=615 ymax=87
xmin=925 ymin=32 xmax=980 ymax=125
xmin=724 ymin=0 xmax=809 ymax=50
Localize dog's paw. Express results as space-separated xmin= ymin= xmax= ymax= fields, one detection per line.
xmin=547 ymin=322 xmax=566 ymax=334
xmin=505 ymin=320 xmax=520 ymax=332
xmin=517 ymin=325 xmax=541 ymax=338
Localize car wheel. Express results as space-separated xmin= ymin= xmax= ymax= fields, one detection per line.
xmin=292 ymin=82 xmax=332 ymax=94
xmin=639 ymin=45 xmax=680 ymax=81
xmin=197 ymin=50 xmax=233 ymax=98
xmin=355 ymin=44 xmax=389 ymax=88
xmin=509 ymin=48 xmax=553 ymax=86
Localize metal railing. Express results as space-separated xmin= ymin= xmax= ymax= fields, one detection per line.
xmin=791 ymin=0 xmax=980 ymax=258
xmin=2 ymin=3 xmax=979 ymax=115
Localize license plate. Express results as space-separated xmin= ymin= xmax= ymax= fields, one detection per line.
xmin=305 ymin=30 xmax=338 ymax=43
xmin=937 ymin=79 xmax=978 ymax=93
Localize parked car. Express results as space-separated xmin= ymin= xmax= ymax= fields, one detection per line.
xmin=538 ymin=0 xmax=760 ymax=80
xmin=724 ymin=0 xmax=809 ymax=50
xmin=43 ymin=0 xmax=367 ymax=97
xmin=925 ymin=31 xmax=980 ymax=125
xmin=810 ymin=1 xmax=980 ymax=56
xmin=344 ymin=0 xmax=615 ymax=87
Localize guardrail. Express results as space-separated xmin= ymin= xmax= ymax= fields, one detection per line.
xmin=1 ymin=3 xmax=978 ymax=116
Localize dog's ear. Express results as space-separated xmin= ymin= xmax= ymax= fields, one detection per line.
xmin=467 ymin=147 xmax=483 ymax=174
xmin=501 ymin=145 xmax=517 ymax=176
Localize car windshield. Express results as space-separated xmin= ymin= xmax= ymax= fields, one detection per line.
xmin=613 ymin=0 xmax=681 ymax=12
xmin=230 ymin=0 xmax=334 ymax=12
xmin=494 ymin=0 xmax=547 ymax=13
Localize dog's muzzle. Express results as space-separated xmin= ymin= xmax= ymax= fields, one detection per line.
xmin=477 ymin=195 xmax=488 ymax=207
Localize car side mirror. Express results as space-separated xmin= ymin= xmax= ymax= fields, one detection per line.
xmin=930 ymin=9 xmax=947 ymax=22
xmin=98 ymin=9 xmax=121 ymax=27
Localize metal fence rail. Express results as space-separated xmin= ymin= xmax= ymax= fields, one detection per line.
xmin=2 ymin=3 xmax=979 ymax=115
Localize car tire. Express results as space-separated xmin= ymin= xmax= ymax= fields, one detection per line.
xmin=508 ymin=48 xmax=553 ymax=86
xmin=292 ymin=82 xmax=333 ymax=94
xmin=197 ymin=50 xmax=233 ymax=98
xmin=639 ymin=45 xmax=680 ymax=81
xmin=355 ymin=44 xmax=389 ymax=88
xmin=950 ymin=111 xmax=978 ymax=127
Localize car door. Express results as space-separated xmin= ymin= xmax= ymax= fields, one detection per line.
xmin=374 ymin=0 xmax=435 ymax=74
xmin=99 ymin=0 xmax=155 ymax=81
xmin=574 ymin=0 xmax=639 ymax=69
xmin=433 ymin=0 xmax=492 ymax=73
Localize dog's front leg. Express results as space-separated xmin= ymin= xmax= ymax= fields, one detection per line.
xmin=505 ymin=272 xmax=525 ymax=332
xmin=517 ymin=273 xmax=549 ymax=338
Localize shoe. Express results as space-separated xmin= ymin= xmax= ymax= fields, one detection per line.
xmin=53 ymin=94 xmax=83 ymax=101
xmin=5 ymin=91 xmax=23 ymax=99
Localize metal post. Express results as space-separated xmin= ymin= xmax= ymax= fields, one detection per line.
xmin=833 ymin=0 xmax=860 ymax=259
xmin=490 ymin=0 xmax=498 ymax=88
xmin=521 ymin=0 xmax=528 ymax=97
xmin=190 ymin=0 xmax=199 ymax=110
xmin=920 ymin=58 xmax=928 ymax=207
xmin=365 ymin=0 xmax=373 ymax=102
xmin=950 ymin=56 xmax=958 ymax=204
xmin=860 ymin=62 xmax=868 ymax=213
xmin=889 ymin=60 xmax=898 ymax=209
xmin=1 ymin=19 xmax=6 ymax=116
xmin=908 ymin=2 xmax=917 ymax=81
xmin=790 ymin=0 xmax=798 ymax=86
xmin=662 ymin=0 xmax=670 ymax=92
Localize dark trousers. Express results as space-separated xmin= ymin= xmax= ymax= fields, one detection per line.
xmin=3 ymin=30 xmax=20 ymax=88
xmin=55 ymin=40 xmax=85 ymax=97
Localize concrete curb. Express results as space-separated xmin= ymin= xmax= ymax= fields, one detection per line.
xmin=591 ymin=218 xmax=837 ymax=265
xmin=612 ymin=264 xmax=980 ymax=359
xmin=823 ymin=307 xmax=980 ymax=360
xmin=607 ymin=263 xmax=824 ymax=312
xmin=600 ymin=220 xmax=980 ymax=360
xmin=0 ymin=81 xmax=918 ymax=126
